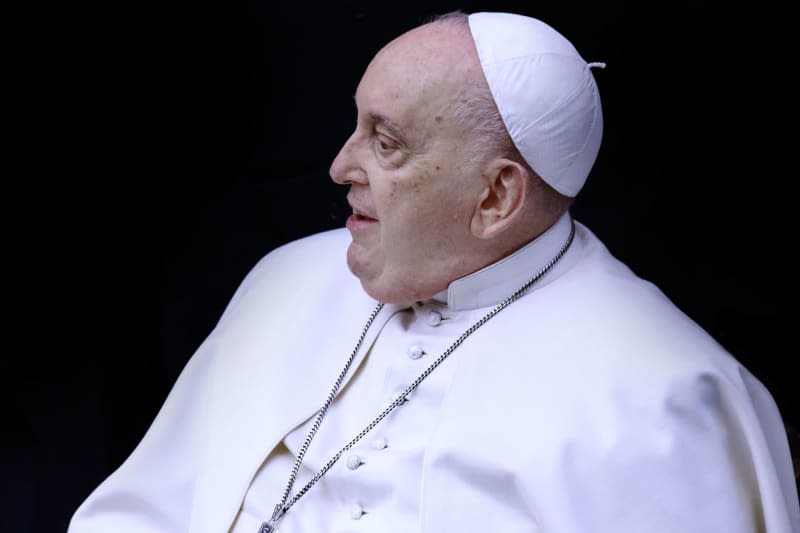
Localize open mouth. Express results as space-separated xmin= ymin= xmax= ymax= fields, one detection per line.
xmin=347 ymin=212 xmax=379 ymax=230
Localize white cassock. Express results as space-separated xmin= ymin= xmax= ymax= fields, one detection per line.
xmin=68 ymin=213 xmax=800 ymax=532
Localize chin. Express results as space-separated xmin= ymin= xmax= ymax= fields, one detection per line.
xmin=346 ymin=246 xmax=442 ymax=304
xmin=345 ymin=246 xmax=371 ymax=282
xmin=349 ymin=265 xmax=410 ymax=304
xmin=346 ymin=243 xmax=387 ymax=293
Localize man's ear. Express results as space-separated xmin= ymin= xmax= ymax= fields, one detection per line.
xmin=470 ymin=158 xmax=529 ymax=239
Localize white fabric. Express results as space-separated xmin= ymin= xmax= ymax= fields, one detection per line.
xmin=468 ymin=12 xmax=604 ymax=197
xmin=231 ymin=302 xmax=480 ymax=532
xmin=231 ymin=215 xmax=575 ymax=532
xmin=441 ymin=212 xmax=573 ymax=310
xmin=68 ymin=219 xmax=800 ymax=532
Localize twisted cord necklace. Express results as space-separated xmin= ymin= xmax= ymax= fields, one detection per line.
xmin=259 ymin=221 xmax=575 ymax=532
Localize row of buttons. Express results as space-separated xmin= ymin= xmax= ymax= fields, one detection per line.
xmin=346 ymin=436 xmax=388 ymax=470
xmin=344 ymin=435 xmax=388 ymax=520
xmin=342 ymin=306 xmax=441 ymax=522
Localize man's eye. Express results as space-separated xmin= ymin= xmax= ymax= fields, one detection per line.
xmin=373 ymin=133 xmax=406 ymax=166
xmin=375 ymin=135 xmax=396 ymax=153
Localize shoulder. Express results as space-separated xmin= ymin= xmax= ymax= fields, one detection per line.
xmin=251 ymin=226 xmax=353 ymax=282
xmin=248 ymin=227 xmax=351 ymax=277
xmin=498 ymin=220 xmax=744 ymax=387
xmin=210 ymin=227 xmax=360 ymax=330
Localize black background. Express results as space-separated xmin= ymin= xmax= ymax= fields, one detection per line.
xmin=5 ymin=1 xmax=797 ymax=531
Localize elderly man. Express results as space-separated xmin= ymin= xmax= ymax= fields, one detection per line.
xmin=69 ymin=11 xmax=799 ymax=533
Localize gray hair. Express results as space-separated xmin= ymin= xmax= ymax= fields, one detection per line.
xmin=429 ymin=11 xmax=514 ymax=166
xmin=429 ymin=11 xmax=574 ymax=214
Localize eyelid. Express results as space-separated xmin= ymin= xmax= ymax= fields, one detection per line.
xmin=376 ymin=139 xmax=397 ymax=156
xmin=374 ymin=130 xmax=400 ymax=150
xmin=373 ymin=134 xmax=405 ymax=165
xmin=376 ymin=131 xmax=396 ymax=144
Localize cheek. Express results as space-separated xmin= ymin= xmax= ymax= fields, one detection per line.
xmin=384 ymin=175 xmax=430 ymax=223
xmin=395 ymin=187 xmax=468 ymax=247
xmin=389 ymin=178 xmax=400 ymax=198
xmin=374 ymin=158 xmax=474 ymax=237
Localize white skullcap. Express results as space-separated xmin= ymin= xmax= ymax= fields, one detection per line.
xmin=467 ymin=12 xmax=604 ymax=197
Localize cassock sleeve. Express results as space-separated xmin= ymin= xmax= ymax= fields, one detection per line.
xmin=555 ymin=368 xmax=800 ymax=533
xmin=67 ymin=334 xmax=218 ymax=533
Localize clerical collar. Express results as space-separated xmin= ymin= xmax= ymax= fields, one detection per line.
xmin=431 ymin=212 xmax=574 ymax=311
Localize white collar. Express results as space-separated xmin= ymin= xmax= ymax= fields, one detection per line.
xmin=432 ymin=212 xmax=573 ymax=311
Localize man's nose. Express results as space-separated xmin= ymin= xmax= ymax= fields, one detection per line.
xmin=330 ymin=133 xmax=367 ymax=185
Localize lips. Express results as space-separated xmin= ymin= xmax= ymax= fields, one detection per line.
xmin=346 ymin=194 xmax=378 ymax=222
xmin=346 ymin=211 xmax=379 ymax=230
xmin=345 ymin=205 xmax=379 ymax=231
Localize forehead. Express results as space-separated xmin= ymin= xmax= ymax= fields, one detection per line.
xmin=353 ymin=25 xmax=476 ymax=136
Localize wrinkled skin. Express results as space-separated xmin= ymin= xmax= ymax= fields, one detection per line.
xmin=329 ymin=23 xmax=499 ymax=304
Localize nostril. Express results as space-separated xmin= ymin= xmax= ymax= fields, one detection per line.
xmin=337 ymin=168 xmax=368 ymax=186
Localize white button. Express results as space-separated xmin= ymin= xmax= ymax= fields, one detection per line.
xmin=346 ymin=454 xmax=362 ymax=470
xmin=407 ymin=344 xmax=425 ymax=359
xmin=427 ymin=310 xmax=442 ymax=326
xmin=350 ymin=503 xmax=364 ymax=520
xmin=371 ymin=437 xmax=387 ymax=450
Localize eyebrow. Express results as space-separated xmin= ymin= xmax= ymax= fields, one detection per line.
xmin=351 ymin=94 xmax=408 ymax=140
xmin=367 ymin=112 xmax=406 ymax=139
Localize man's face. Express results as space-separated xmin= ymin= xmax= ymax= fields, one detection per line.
xmin=330 ymin=24 xmax=486 ymax=304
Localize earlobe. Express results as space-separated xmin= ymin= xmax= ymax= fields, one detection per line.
xmin=470 ymin=159 xmax=528 ymax=239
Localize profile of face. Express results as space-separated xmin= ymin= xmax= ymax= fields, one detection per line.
xmin=329 ymin=23 xmax=492 ymax=304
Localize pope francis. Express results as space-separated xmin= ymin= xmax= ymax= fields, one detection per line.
xmin=69 ymin=11 xmax=800 ymax=533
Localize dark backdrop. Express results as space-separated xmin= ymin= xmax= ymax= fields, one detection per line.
xmin=6 ymin=1 xmax=797 ymax=531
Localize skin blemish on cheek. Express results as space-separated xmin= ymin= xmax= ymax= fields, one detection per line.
xmin=436 ymin=166 xmax=441 ymax=171
xmin=435 ymin=115 xmax=442 ymax=123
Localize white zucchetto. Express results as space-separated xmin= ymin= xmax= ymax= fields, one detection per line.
xmin=468 ymin=12 xmax=604 ymax=197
